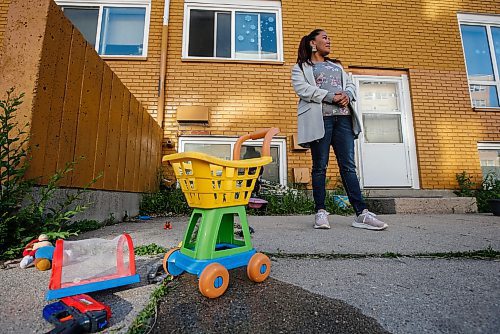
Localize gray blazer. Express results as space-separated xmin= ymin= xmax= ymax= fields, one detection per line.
xmin=291 ymin=61 xmax=362 ymax=147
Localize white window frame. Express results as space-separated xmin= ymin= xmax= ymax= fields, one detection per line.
xmin=458 ymin=13 xmax=500 ymax=108
xmin=182 ymin=0 xmax=283 ymax=63
xmin=56 ymin=0 xmax=151 ymax=59
xmin=178 ymin=136 xmax=287 ymax=185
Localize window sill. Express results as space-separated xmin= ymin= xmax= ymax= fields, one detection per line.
xmin=181 ymin=57 xmax=284 ymax=65
xmin=101 ymin=56 xmax=147 ymax=61
xmin=473 ymin=107 xmax=500 ymax=112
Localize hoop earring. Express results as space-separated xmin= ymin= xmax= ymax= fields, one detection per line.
xmin=311 ymin=45 xmax=317 ymax=52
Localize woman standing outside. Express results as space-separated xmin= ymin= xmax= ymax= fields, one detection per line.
xmin=291 ymin=29 xmax=387 ymax=231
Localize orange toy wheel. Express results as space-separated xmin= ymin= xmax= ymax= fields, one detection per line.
xmin=247 ymin=253 xmax=271 ymax=282
xmin=198 ymin=263 xmax=229 ymax=298
xmin=163 ymin=247 xmax=180 ymax=276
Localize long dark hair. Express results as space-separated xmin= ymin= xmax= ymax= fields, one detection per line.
xmin=296 ymin=29 xmax=341 ymax=69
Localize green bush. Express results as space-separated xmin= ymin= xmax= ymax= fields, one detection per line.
xmin=140 ymin=178 xmax=354 ymax=217
xmin=476 ymin=173 xmax=500 ymax=212
xmin=250 ymin=188 xmax=315 ymax=215
xmin=454 ymin=171 xmax=476 ymax=197
xmin=455 ymin=171 xmax=500 ymax=213
xmin=248 ymin=180 xmax=354 ymax=216
xmin=0 ymin=89 xmax=97 ymax=258
xmin=140 ymin=187 xmax=191 ymax=216
xmin=0 ymin=89 xmax=31 ymax=253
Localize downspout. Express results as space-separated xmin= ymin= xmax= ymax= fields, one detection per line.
xmin=157 ymin=0 xmax=170 ymax=129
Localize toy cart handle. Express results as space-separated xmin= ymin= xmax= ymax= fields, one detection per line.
xmin=233 ymin=127 xmax=280 ymax=160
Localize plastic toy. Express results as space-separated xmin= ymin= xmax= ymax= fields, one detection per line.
xmin=333 ymin=195 xmax=350 ymax=209
xmin=33 ymin=244 xmax=55 ymax=271
xmin=43 ymin=294 xmax=111 ymax=333
xmin=46 ymin=234 xmax=140 ymax=300
xmin=162 ymin=128 xmax=279 ymax=298
xmin=20 ymin=234 xmax=54 ymax=270
xmin=248 ymin=197 xmax=268 ymax=209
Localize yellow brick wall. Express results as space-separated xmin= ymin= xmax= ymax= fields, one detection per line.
xmin=5 ymin=0 xmax=494 ymax=190
xmin=153 ymin=0 xmax=500 ymax=190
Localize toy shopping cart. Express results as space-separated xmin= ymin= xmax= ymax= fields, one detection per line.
xmin=162 ymin=127 xmax=279 ymax=298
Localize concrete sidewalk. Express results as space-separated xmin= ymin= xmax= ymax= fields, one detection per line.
xmin=78 ymin=213 xmax=500 ymax=254
xmin=0 ymin=213 xmax=498 ymax=333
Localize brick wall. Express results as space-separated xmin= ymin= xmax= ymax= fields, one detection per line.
xmin=149 ymin=0 xmax=498 ymax=189
xmin=20 ymin=0 xmax=498 ymax=190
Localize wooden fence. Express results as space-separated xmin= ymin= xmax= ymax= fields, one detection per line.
xmin=0 ymin=0 xmax=162 ymax=193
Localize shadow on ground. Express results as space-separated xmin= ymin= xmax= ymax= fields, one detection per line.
xmin=152 ymin=268 xmax=389 ymax=334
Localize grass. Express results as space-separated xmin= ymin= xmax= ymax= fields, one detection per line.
xmin=264 ymin=246 xmax=500 ymax=260
xmin=413 ymin=246 xmax=500 ymax=259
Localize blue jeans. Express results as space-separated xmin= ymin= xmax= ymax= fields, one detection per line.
xmin=310 ymin=116 xmax=367 ymax=215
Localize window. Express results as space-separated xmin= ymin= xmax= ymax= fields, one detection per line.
xmin=478 ymin=142 xmax=500 ymax=179
xmin=183 ymin=0 xmax=283 ymax=62
xmin=56 ymin=1 xmax=151 ymax=57
xmin=178 ymin=136 xmax=287 ymax=185
xmin=458 ymin=14 xmax=500 ymax=108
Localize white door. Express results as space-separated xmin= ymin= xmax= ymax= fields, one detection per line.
xmin=354 ymin=75 xmax=419 ymax=188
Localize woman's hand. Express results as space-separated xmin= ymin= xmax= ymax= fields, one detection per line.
xmin=333 ymin=92 xmax=350 ymax=107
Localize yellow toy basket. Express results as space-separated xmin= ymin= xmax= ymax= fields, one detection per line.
xmin=163 ymin=128 xmax=279 ymax=209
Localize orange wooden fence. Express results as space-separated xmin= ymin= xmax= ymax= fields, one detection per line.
xmin=0 ymin=0 xmax=162 ymax=193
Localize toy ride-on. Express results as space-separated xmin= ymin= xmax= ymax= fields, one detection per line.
xmin=162 ymin=127 xmax=279 ymax=298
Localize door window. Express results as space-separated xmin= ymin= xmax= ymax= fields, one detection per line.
xmin=359 ymin=81 xmax=403 ymax=143
xmin=362 ymin=114 xmax=403 ymax=143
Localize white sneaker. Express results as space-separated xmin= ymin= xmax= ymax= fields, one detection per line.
xmin=352 ymin=209 xmax=388 ymax=230
xmin=314 ymin=209 xmax=330 ymax=229
xmin=20 ymin=255 xmax=34 ymax=269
